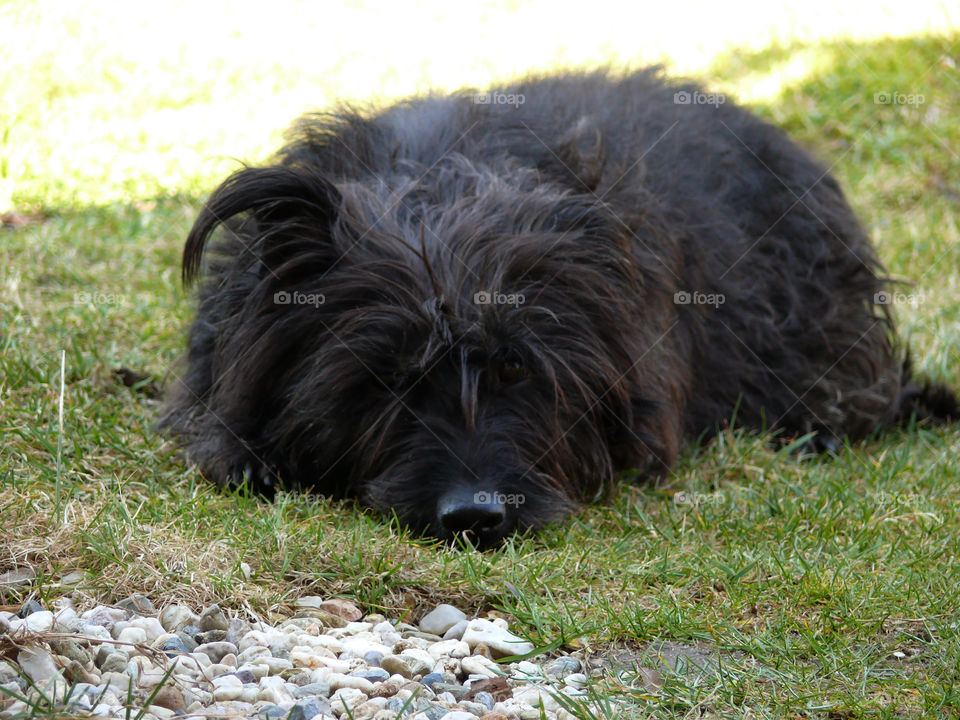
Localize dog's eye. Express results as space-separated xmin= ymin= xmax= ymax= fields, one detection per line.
xmin=497 ymin=357 xmax=526 ymax=384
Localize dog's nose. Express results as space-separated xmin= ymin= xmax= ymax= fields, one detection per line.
xmin=437 ymin=488 xmax=506 ymax=536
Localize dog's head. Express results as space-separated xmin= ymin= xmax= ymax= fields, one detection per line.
xmin=182 ymin=158 xmax=682 ymax=547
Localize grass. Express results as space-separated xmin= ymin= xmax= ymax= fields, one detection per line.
xmin=2 ymin=1 xmax=960 ymax=717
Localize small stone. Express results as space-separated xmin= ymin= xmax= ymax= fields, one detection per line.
xmin=289 ymin=697 xmax=333 ymax=720
xmin=472 ymin=691 xmax=495 ymax=709
xmin=196 ymin=629 xmax=228 ymax=644
xmin=81 ymin=606 xmax=129 ymax=630
xmin=330 ymin=687 xmax=368 ymax=715
xmin=226 ymin=617 xmax=251 ymax=645
xmin=281 ymin=668 xmax=314 ymax=685
xmin=420 ymin=672 xmax=443 ymax=688
xmin=129 ymin=617 xmax=166 ymax=643
xmin=294 ymin=681 xmax=332 ymax=698
xmin=294 ymin=609 xmax=349 ymax=628
xmin=317 ymin=598 xmax=363 ymax=622
xmin=212 ymin=674 xmax=243 ymax=701
xmin=327 ymin=672 xmax=375 ymax=693
xmin=180 ymin=624 xmax=201 ymax=639
xmin=100 ymin=652 xmax=128 ymax=674
xmin=563 ymin=672 xmax=587 ymax=687
xmin=0 ymin=568 xmax=36 ymax=590
xmin=23 ymin=610 xmax=54 ymax=632
xmin=442 ymin=621 xmax=468 ymax=640
xmin=117 ymin=626 xmax=147 ymax=645
xmin=151 ymin=686 xmax=186 ymax=713
xmin=544 ymin=656 xmax=581 ymax=679
xmin=161 ymin=636 xmax=188 ymax=655
xmin=432 ymin=682 xmax=467 ymax=699
xmin=258 ymin=704 xmax=288 ymax=719
xmin=461 ymin=620 xmax=534 ymax=659
xmin=460 ymin=655 xmax=499 ymax=678
xmin=18 ymin=647 xmax=61 ymax=685
xmin=160 ymin=605 xmax=200 ymax=632
xmin=364 ymin=651 xmax=384 ymax=667
xmin=259 ymin=675 xmax=295 ymax=704
xmin=116 ymin=595 xmax=154 ymax=615
xmin=428 ymin=639 xmax=469 ymax=660
xmin=17 ymin=600 xmax=44 ymax=617
xmin=353 ymin=668 xmax=389 ymax=682
xmin=235 ymin=669 xmax=258 ymax=684
xmin=175 ymin=631 xmax=199 ymax=651
xmin=195 ymin=641 xmax=239 ymax=664
xmin=419 ymin=605 xmax=467 ymax=636
xmin=381 ymin=655 xmax=421 ymax=679
xmin=199 ymin=604 xmax=230 ymax=632
xmin=368 ymin=680 xmax=402 ymax=698
xmin=438 ymin=712 xmax=476 ymax=720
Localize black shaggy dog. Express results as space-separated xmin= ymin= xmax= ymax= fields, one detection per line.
xmin=161 ymin=69 xmax=956 ymax=547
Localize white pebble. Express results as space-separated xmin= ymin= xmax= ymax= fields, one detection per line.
xmin=129 ymin=617 xmax=166 ymax=643
xmin=461 ymin=619 xmax=534 ymax=658
xmin=427 ymin=639 xmax=469 ymax=660
xmin=17 ymin=647 xmax=60 ymax=685
xmin=258 ymin=675 xmax=294 ymax=704
xmin=460 ymin=655 xmax=499 ymax=678
xmin=23 ymin=611 xmax=55 ymax=633
xmin=117 ymin=626 xmax=147 ymax=645
xmin=211 ymin=675 xmax=243 ymax=701
xmin=327 ymin=672 xmax=375 ymax=692
xmin=419 ymin=605 xmax=467 ymax=636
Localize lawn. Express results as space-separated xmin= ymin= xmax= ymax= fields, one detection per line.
xmin=2 ymin=1 xmax=959 ymax=717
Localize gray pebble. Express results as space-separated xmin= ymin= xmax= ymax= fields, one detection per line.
xmin=293 ymin=681 xmax=331 ymax=699
xmin=432 ymin=682 xmax=467 ymax=699
xmin=234 ymin=669 xmax=257 ymax=684
xmin=180 ymin=624 xmax=200 ymax=639
xmin=353 ymin=668 xmax=389 ymax=683
xmin=544 ymin=655 xmax=581 ymax=679
xmin=116 ymin=595 xmax=154 ymax=615
xmin=195 ymin=641 xmax=239 ymax=664
xmin=288 ymin=697 xmax=332 ymax=720
xmin=442 ymin=620 xmax=468 ymax=640
xmin=420 ymin=704 xmax=450 ymax=720
xmin=472 ymin=691 xmax=494 ymax=709
xmin=420 ymin=672 xmax=443 ymax=688
xmin=199 ymin=604 xmax=229 ymax=632
xmin=17 ymin=600 xmax=44 ymax=617
xmin=258 ymin=704 xmax=288 ymax=719
xmin=363 ymin=650 xmax=383 ymax=667
xmin=175 ymin=631 xmax=199 ymax=651
xmin=162 ymin=636 xmax=188 ymax=655
xmin=100 ymin=652 xmax=128 ymax=674
xmin=196 ymin=629 xmax=228 ymax=644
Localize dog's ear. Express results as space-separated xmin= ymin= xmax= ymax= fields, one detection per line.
xmin=182 ymin=166 xmax=341 ymax=284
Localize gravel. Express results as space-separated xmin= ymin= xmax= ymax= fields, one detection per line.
xmin=0 ymin=595 xmax=608 ymax=720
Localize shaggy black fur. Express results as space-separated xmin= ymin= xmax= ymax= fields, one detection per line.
xmin=161 ymin=69 xmax=956 ymax=547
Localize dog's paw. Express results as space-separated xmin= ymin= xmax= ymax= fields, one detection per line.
xmin=226 ymin=458 xmax=281 ymax=497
